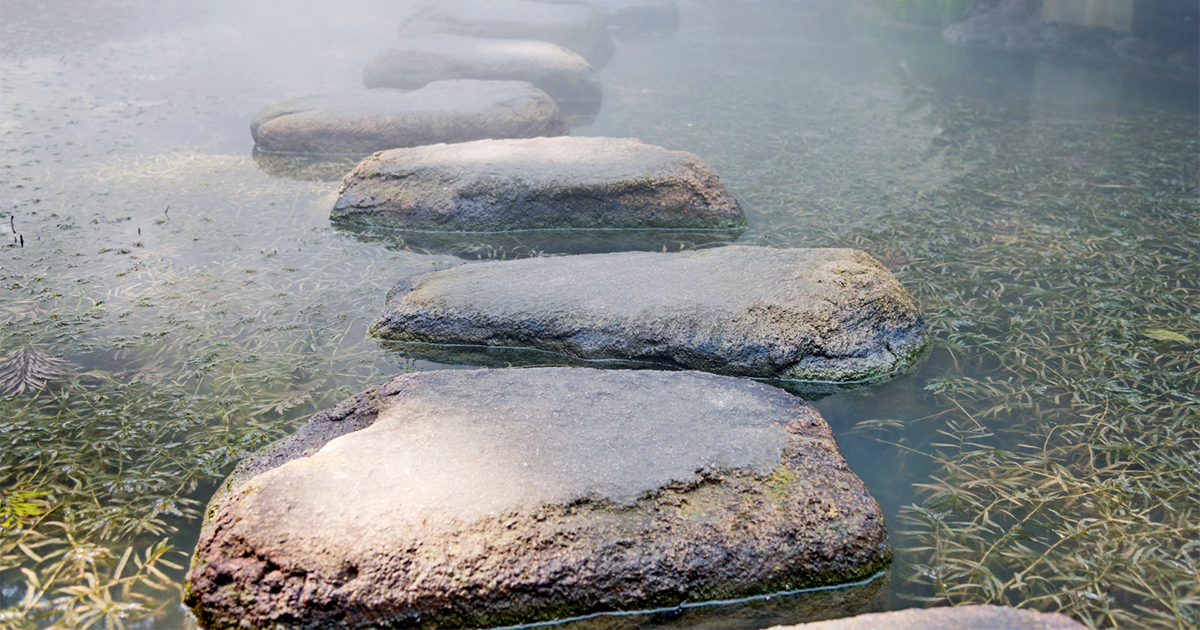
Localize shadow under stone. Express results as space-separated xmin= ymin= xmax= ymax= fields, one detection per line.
xmin=252 ymin=149 xmax=365 ymax=182
xmin=496 ymin=571 xmax=888 ymax=630
xmin=335 ymin=222 xmax=745 ymax=259
xmin=375 ymin=341 xmax=923 ymax=400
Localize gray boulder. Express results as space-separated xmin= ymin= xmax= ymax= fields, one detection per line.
xmin=363 ymin=34 xmax=601 ymax=122
xmin=332 ymin=136 xmax=745 ymax=232
xmin=942 ymin=0 xmax=1045 ymax=53
xmin=250 ymin=80 xmax=565 ymax=154
xmin=186 ymin=367 xmax=890 ymax=629
xmin=398 ymin=0 xmax=615 ymax=69
xmin=370 ymin=247 xmax=929 ymax=384
xmin=769 ymin=604 xmax=1088 ymax=630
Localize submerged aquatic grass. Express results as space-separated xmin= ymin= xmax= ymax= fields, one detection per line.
xmin=0 ymin=151 xmax=442 ymax=627
xmin=878 ymin=110 xmax=1200 ymax=628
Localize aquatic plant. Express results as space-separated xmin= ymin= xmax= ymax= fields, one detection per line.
xmin=881 ymin=109 xmax=1200 ymax=628
xmin=0 ymin=339 xmax=74 ymax=396
xmin=0 ymin=152 xmax=428 ymax=627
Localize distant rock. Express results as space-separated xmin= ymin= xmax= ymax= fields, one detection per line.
xmin=370 ymin=247 xmax=929 ymax=384
xmin=250 ymin=80 xmax=565 ymax=154
xmin=941 ymin=0 xmax=1044 ymax=53
xmin=768 ymin=604 xmax=1088 ymax=629
xmin=364 ymin=34 xmax=601 ymax=122
xmin=399 ymin=0 xmax=615 ymax=69
xmin=333 ymin=136 xmax=745 ymax=232
xmin=187 ymin=368 xmax=890 ymax=629
xmin=532 ymin=0 xmax=680 ymax=34
xmin=943 ymin=0 xmax=1199 ymax=73
xmin=1166 ymin=46 xmax=1200 ymax=73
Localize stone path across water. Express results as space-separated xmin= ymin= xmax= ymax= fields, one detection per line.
xmin=371 ymin=246 xmax=929 ymax=384
xmin=364 ymin=34 xmax=602 ymax=122
xmin=333 ymin=136 xmax=745 ymax=232
xmin=399 ymin=0 xmax=615 ymax=69
xmin=250 ymin=80 xmax=565 ymax=154
xmin=186 ymin=368 xmax=890 ymax=630
xmin=212 ymin=2 xmax=940 ymax=627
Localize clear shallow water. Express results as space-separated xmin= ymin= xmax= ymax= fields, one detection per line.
xmin=1 ymin=0 xmax=1197 ymax=628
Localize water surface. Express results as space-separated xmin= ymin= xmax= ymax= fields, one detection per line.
xmin=1 ymin=1 xmax=1196 ymax=628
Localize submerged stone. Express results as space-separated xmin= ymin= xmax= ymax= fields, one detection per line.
xmin=371 ymin=247 xmax=929 ymax=384
xmin=250 ymin=80 xmax=565 ymax=154
xmin=770 ymin=604 xmax=1088 ymax=629
xmin=186 ymin=367 xmax=890 ymax=629
xmin=363 ymin=34 xmax=602 ymax=121
xmin=333 ymin=136 xmax=745 ymax=232
xmin=399 ymin=0 xmax=615 ymax=69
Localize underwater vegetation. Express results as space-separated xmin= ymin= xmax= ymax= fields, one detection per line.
xmin=859 ymin=108 xmax=1199 ymax=629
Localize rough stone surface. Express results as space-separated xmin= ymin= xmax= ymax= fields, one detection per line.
xmin=770 ymin=604 xmax=1089 ymax=630
xmin=187 ymin=368 xmax=890 ymax=629
xmin=398 ymin=0 xmax=615 ymax=69
xmin=533 ymin=0 xmax=680 ymax=33
xmin=250 ymin=80 xmax=565 ymax=154
xmin=363 ymin=34 xmax=601 ymax=120
xmin=370 ymin=247 xmax=929 ymax=384
xmin=333 ymin=136 xmax=745 ymax=232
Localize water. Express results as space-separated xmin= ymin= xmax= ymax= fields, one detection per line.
xmin=1 ymin=0 xmax=1197 ymax=628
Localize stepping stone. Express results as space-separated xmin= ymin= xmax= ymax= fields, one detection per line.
xmin=363 ymin=34 xmax=602 ymax=121
xmin=371 ymin=247 xmax=929 ymax=384
xmin=186 ymin=367 xmax=890 ymax=629
xmin=535 ymin=0 xmax=680 ymax=34
xmin=399 ymin=0 xmax=615 ymax=69
xmin=333 ymin=136 xmax=745 ymax=232
xmin=769 ymin=604 xmax=1088 ymax=630
xmin=250 ymin=80 xmax=565 ymax=155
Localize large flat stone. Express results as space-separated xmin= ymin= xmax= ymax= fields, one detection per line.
xmin=187 ymin=368 xmax=890 ymax=629
xmin=398 ymin=0 xmax=615 ymax=69
xmin=769 ymin=604 xmax=1088 ymax=630
xmin=250 ymin=80 xmax=565 ymax=154
xmin=332 ymin=136 xmax=745 ymax=232
xmin=370 ymin=247 xmax=929 ymax=384
xmin=363 ymin=34 xmax=601 ymax=121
